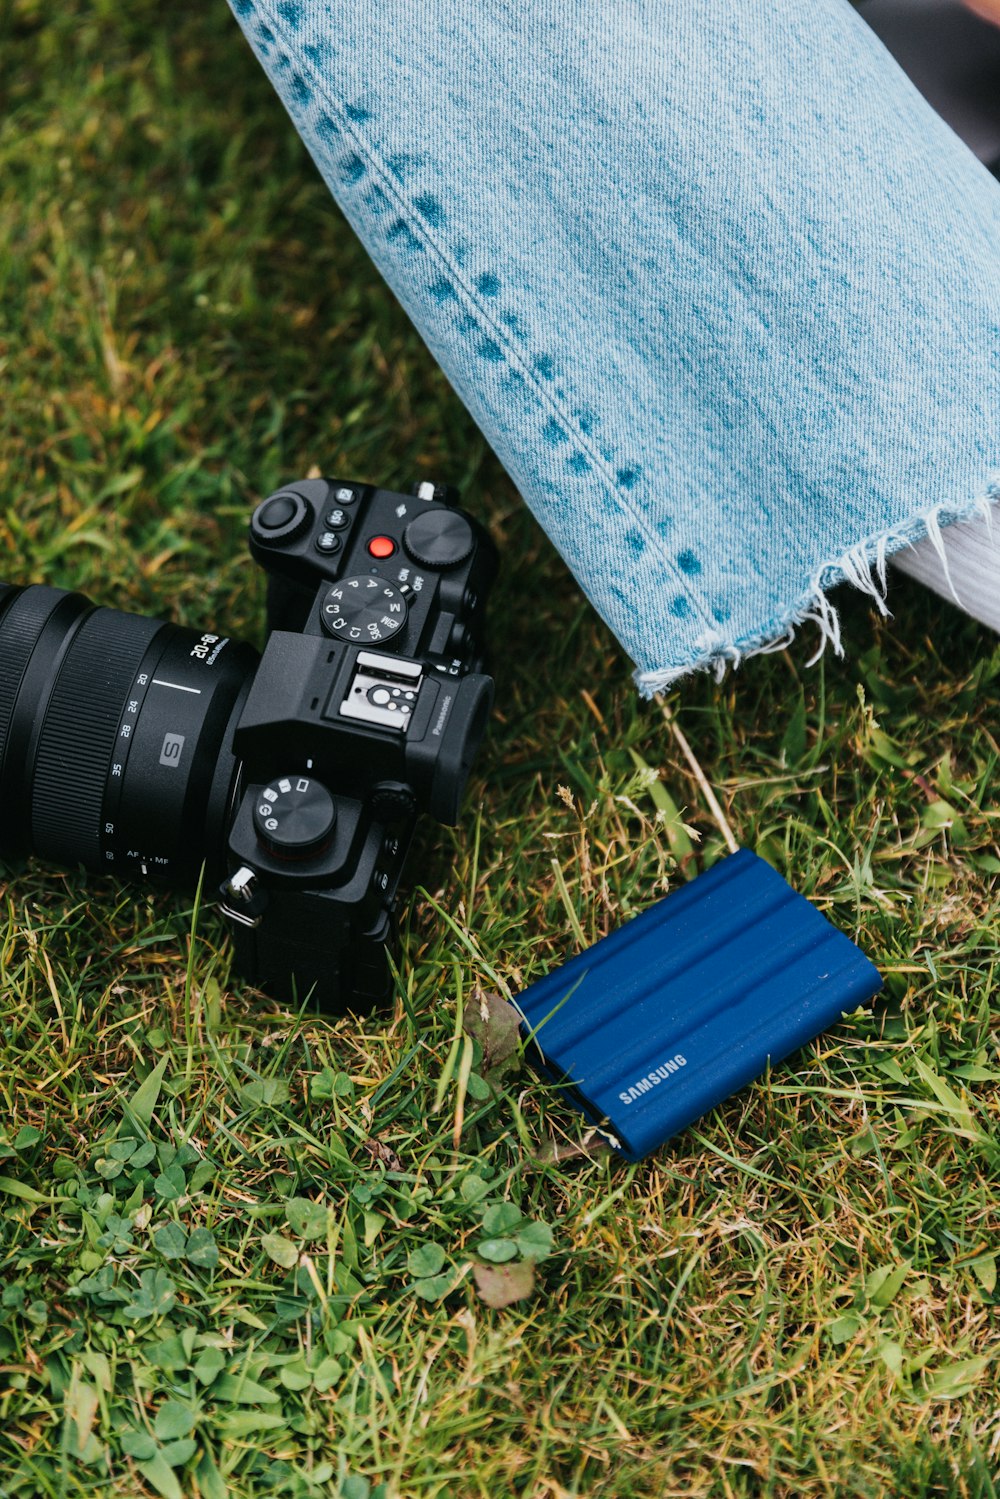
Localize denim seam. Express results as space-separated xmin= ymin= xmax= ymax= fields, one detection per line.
xmin=249 ymin=7 xmax=718 ymax=635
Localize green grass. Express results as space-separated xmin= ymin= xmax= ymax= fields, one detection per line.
xmin=2 ymin=3 xmax=1000 ymax=1494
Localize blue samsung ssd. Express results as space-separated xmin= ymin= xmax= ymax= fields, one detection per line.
xmin=512 ymin=849 xmax=882 ymax=1161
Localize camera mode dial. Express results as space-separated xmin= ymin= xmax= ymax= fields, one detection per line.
xmin=320 ymin=576 xmax=408 ymax=644
xmin=253 ymin=775 xmax=337 ymax=860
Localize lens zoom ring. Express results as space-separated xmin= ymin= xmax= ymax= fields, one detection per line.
xmin=0 ymin=587 xmax=70 ymax=773
xmin=32 ymin=608 xmax=163 ymax=866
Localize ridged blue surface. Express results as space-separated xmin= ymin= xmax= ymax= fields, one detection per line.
xmin=513 ymin=849 xmax=882 ymax=1160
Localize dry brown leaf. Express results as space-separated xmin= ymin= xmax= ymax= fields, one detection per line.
xmin=361 ymin=1138 xmax=404 ymax=1173
xmin=461 ymin=988 xmax=522 ymax=1075
xmin=532 ymin=1129 xmax=613 ymax=1167
xmin=473 ymin=1259 xmax=535 ymax=1308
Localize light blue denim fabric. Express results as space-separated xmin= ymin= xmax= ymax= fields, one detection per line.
xmin=227 ymin=0 xmax=1000 ymax=691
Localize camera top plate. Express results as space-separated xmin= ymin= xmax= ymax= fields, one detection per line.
xmin=248 ymin=477 xmax=496 ymax=670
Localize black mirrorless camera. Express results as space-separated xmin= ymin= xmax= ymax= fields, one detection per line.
xmin=0 ymin=478 xmax=496 ymax=1010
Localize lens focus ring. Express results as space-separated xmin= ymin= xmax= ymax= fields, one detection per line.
xmin=0 ymin=587 xmax=70 ymax=775
xmin=31 ymin=608 xmax=163 ymax=865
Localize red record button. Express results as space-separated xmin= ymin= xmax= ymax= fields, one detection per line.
xmin=367 ymin=535 xmax=396 ymax=559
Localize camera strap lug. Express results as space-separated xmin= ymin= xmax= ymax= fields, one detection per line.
xmin=220 ymin=864 xmax=266 ymax=928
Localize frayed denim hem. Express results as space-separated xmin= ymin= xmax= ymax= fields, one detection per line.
xmin=634 ymin=477 xmax=1000 ymax=697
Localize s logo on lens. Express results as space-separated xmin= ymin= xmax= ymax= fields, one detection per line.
xmin=159 ymin=732 xmax=186 ymax=767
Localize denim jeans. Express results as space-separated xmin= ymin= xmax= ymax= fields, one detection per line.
xmin=228 ymin=0 xmax=1000 ymax=690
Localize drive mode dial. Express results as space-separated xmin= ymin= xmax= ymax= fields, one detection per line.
xmin=320 ymin=576 xmax=408 ymax=644
xmin=253 ymin=775 xmax=336 ymax=860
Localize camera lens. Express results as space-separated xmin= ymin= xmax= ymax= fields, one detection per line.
xmin=0 ymin=584 xmax=258 ymax=887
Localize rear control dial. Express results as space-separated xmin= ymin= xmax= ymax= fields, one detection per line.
xmin=253 ymin=775 xmax=337 ymax=860
xmin=251 ymin=492 xmax=312 ymax=545
xmin=403 ymin=509 xmax=474 ymax=568
xmin=320 ymin=576 xmax=408 ymax=644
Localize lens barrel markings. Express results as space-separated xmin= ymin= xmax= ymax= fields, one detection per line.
xmin=31 ymin=608 xmax=163 ymax=866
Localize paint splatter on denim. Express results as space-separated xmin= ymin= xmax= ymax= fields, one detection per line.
xmin=227 ymin=0 xmax=1000 ymax=691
